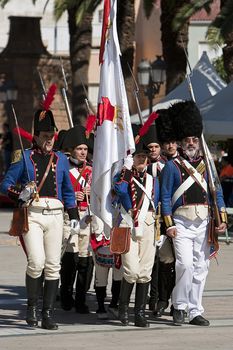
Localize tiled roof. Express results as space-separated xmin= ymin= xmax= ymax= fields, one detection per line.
xmin=191 ymin=0 xmax=220 ymax=21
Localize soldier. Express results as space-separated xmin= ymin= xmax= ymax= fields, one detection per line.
xmin=113 ymin=125 xmax=159 ymax=328
xmin=0 ymin=109 xmax=79 ymax=330
xmin=60 ymin=125 xmax=94 ymax=314
xmin=160 ymin=101 xmax=227 ymax=326
xmin=151 ymin=109 xmax=178 ymax=317
xmin=142 ymin=122 xmax=166 ymax=312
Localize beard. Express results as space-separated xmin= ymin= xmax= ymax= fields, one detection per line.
xmin=184 ymin=147 xmax=197 ymax=159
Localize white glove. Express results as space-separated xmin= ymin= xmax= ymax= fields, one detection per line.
xmin=70 ymin=219 xmax=80 ymax=235
xmin=123 ymin=154 xmax=133 ymax=170
xmin=18 ymin=182 xmax=36 ymax=203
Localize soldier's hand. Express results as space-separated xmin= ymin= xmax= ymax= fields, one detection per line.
xmin=75 ymin=191 xmax=85 ymax=202
xmin=18 ymin=182 xmax=36 ymax=204
xmin=166 ymin=227 xmax=177 ymax=238
xmin=70 ymin=219 xmax=80 ymax=235
xmin=215 ymin=222 xmax=227 ymax=234
xmin=83 ymin=187 xmax=91 ymax=196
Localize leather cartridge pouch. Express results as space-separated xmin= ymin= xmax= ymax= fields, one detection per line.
xmin=9 ymin=207 xmax=29 ymax=236
xmin=110 ymin=227 xmax=131 ymax=254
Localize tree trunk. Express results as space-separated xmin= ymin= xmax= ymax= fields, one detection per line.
xmin=117 ymin=0 xmax=135 ymax=113
xmin=68 ymin=8 xmax=93 ymax=126
xmin=221 ymin=0 xmax=233 ymax=82
xmin=160 ymin=0 xmax=189 ymax=94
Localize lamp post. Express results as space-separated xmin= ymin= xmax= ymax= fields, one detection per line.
xmin=137 ymin=55 xmax=166 ymax=114
xmin=0 ymin=75 xmax=18 ymax=122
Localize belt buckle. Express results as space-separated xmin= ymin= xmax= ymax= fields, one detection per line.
xmin=42 ymin=208 xmax=52 ymax=215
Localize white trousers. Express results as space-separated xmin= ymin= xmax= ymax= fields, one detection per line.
xmin=171 ymin=217 xmax=210 ymax=320
xmin=121 ymin=213 xmax=156 ymax=284
xmin=22 ymin=200 xmax=64 ymax=280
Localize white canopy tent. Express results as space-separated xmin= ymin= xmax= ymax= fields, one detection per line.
xmin=131 ymin=51 xmax=226 ymax=124
xmin=200 ymin=81 xmax=233 ymax=140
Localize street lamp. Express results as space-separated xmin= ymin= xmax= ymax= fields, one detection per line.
xmin=137 ymin=55 xmax=166 ymax=114
xmin=0 ymin=77 xmax=18 ymax=103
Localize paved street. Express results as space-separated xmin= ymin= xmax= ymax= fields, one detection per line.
xmin=0 ymin=208 xmax=233 ymax=350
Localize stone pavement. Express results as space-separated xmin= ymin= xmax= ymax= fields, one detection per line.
xmin=0 ymin=208 xmax=233 ymax=350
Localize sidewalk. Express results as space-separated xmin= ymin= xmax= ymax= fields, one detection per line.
xmin=0 ymin=209 xmax=233 ymax=350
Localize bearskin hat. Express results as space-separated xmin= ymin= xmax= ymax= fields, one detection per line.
xmin=62 ymin=125 xmax=93 ymax=152
xmin=168 ymin=100 xmax=203 ymax=141
xmin=156 ymin=108 xmax=177 ymax=143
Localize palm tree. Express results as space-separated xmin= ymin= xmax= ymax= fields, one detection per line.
xmin=173 ymin=0 xmax=233 ymax=82
xmin=143 ymin=0 xmax=192 ymax=93
xmin=207 ymin=0 xmax=233 ymax=82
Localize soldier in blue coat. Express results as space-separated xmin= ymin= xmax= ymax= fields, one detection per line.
xmin=113 ymin=125 xmax=160 ymax=328
xmin=160 ymin=101 xmax=227 ymax=326
xmin=0 ymin=109 xmax=79 ymax=330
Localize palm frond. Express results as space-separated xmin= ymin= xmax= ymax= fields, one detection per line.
xmin=211 ymin=1 xmax=233 ymax=39
xmin=172 ymin=0 xmax=214 ymax=32
xmin=206 ymin=25 xmax=224 ymax=48
xmin=54 ymin=0 xmax=101 ymax=23
xmin=0 ymin=0 xmax=10 ymax=8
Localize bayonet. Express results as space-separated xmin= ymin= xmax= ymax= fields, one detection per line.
xmin=77 ymin=71 xmax=96 ymax=115
xmin=37 ymin=69 xmax=47 ymax=101
xmin=127 ymin=62 xmax=144 ymax=125
xmin=60 ymin=57 xmax=74 ymax=128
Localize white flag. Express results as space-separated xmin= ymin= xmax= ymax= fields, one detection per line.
xmin=90 ymin=0 xmax=135 ymax=228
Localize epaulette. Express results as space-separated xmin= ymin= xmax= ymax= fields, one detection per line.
xmin=11 ymin=149 xmax=22 ymax=164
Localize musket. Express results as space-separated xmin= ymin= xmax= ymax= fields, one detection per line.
xmin=77 ymin=71 xmax=97 ymax=115
xmin=60 ymin=57 xmax=74 ymax=128
xmin=183 ymin=48 xmax=221 ymax=227
xmin=37 ymin=69 xmax=47 ymax=101
xmin=11 ymin=105 xmax=31 ymax=182
xmin=127 ymin=62 xmax=144 ymax=125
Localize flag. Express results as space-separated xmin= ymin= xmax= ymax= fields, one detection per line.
xmin=90 ymin=0 xmax=135 ymax=229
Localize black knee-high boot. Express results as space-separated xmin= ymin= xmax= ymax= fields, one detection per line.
xmin=60 ymin=252 xmax=77 ymax=311
xmin=118 ymin=278 xmax=134 ymax=326
xmin=26 ymin=274 xmax=42 ymax=327
xmin=134 ymin=283 xmax=150 ymax=328
xmin=109 ymin=280 xmax=121 ymax=308
xmin=95 ymin=286 xmax=109 ymax=320
xmin=41 ymin=279 xmax=59 ymax=330
xmin=75 ymin=256 xmax=93 ymax=313
xmin=154 ymin=262 xmax=175 ymax=317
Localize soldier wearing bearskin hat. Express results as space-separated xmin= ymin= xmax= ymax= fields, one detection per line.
xmin=113 ymin=124 xmax=160 ymax=328
xmin=0 ymin=95 xmax=79 ymax=330
xmin=160 ymin=100 xmax=227 ymax=326
xmin=145 ymin=109 xmax=178 ymax=318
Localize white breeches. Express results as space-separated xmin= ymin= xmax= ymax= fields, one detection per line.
xmin=121 ymin=214 xmax=156 ymax=284
xmin=171 ymin=217 xmax=210 ymax=320
xmin=22 ymin=200 xmax=64 ymax=280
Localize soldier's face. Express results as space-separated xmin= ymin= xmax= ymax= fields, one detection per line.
xmin=182 ymin=136 xmax=199 ymax=158
xmin=72 ymin=144 xmax=88 ymax=162
xmin=133 ymin=153 xmax=148 ymax=171
xmin=147 ymin=142 xmax=161 ymax=161
xmin=162 ymin=141 xmax=177 ymax=157
xmin=34 ymin=131 xmax=55 ymax=153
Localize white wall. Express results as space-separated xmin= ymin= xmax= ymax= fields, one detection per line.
xmin=188 ymin=21 xmax=222 ymax=69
